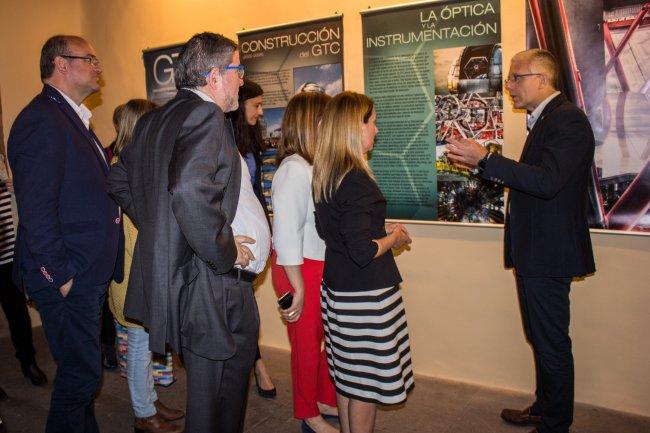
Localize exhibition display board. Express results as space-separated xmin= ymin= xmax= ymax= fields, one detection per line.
xmin=1 ymin=0 xmax=648 ymax=419
xmin=143 ymin=43 xmax=183 ymax=106
xmin=0 ymin=89 xmax=4 ymax=159
xmin=526 ymin=0 xmax=650 ymax=233
xmin=362 ymin=0 xmax=503 ymax=222
xmin=238 ymin=16 xmax=344 ymax=212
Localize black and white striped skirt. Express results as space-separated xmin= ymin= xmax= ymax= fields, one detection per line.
xmin=321 ymin=283 xmax=414 ymax=405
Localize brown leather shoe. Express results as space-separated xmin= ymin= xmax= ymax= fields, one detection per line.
xmin=134 ymin=414 xmax=183 ymax=433
xmin=154 ymin=400 xmax=185 ymax=421
xmin=500 ymin=407 xmax=542 ymax=425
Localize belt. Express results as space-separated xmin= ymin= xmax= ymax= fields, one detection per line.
xmin=225 ymin=267 xmax=257 ymax=283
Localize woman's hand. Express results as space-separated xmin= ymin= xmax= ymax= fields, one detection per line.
xmin=390 ymin=223 xmax=412 ymax=249
xmin=280 ymin=289 xmax=304 ymax=323
xmin=4 ymin=178 xmax=14 ymax=193
xmin=386 ymin=222 xmax=398 ymax=234
xmin=279 ymin=265 xmax=306 ymax=323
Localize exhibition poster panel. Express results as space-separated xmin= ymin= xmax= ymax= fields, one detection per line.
xmin=0 ymin=88 xmax=4 ymax=158
xmin=142 ymin=43 xmax=184 ymax=106
xmin=362 ymin=0 xmax=504 ymax=222
xmin=238 ymin=16 xmax=344 ymax=213
xmin=526 ymin=1 xmax=649 ymax=233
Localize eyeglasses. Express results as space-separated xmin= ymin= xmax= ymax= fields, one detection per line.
xmin=203 ymin=64 xmax=246 ymax=79
xmin=60 ymin=55 xmax=101 ymax=67
xmin=224 ymin=64 xmax=245 ymax=79
xmin=504 ymin=73 xmax=542 ymax=85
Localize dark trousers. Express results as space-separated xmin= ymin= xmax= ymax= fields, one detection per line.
xmin=0 ymin=262 xmax=36 ymax=365
xmin=28 ymin=281 xmax=107 ymax=433
xmin=100 ymin=297 xmax=116 ymax=347
xmin=517 ymin=275 xmax=574 ymax=433
xmin=182 ymin=279 xmax=259 ymax=433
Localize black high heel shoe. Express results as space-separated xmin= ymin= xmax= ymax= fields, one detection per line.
xmin=21 ymin=362 xmax=47 ymax=386
xmin=321 ymin=413 xmax=339 ymax=424
xmin=254 ymin=371 xmax=277 ymax=399
xmin=301 ymin=421 xmax=315 ymax=433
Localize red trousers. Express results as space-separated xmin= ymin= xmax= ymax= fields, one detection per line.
xmin=271 ymin=251 xmax=336 ymax=419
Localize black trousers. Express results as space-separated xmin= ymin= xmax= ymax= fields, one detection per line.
xmin=0 ymin=262 xmax=36 ymax=365
xmin=28 ymin=281 xmax=107 ymax=433
xmin=100 ymin=297 xmax=116 ymax=347
xmin=183 ymin=278 xmax=259 ymax=433
xmin=517 ymin=275 xmax=574 ymax=433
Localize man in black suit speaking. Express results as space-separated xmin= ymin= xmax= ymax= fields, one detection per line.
xmin=108 ymin=33 xmax=270 ymax=433
xmin=446 ymin=49 xmax=596 ymax=433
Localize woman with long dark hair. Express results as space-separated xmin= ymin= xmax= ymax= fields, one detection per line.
xmin=229 ymin=79 xmax=277 ymax=398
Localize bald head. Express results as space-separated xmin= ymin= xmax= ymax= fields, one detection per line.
xmin=40 ymin=34 xmax=102 ymax=105
xmin=513 ymin=49 xmax=559 ymax=90
xmin=40 ymin=35 xmax=89 ymax=80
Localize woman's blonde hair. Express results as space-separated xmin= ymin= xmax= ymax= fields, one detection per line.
xmin=113 ymin=99 xmax=156 ymax=155
xmin=277 ymin=91 xmax=331 ymax=165
xmin=312 ymin=91 xmax=375 ymax=203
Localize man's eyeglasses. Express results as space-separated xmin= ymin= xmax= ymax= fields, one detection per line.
xmin=224 ymin=65 xmax=245 ymax=79
xmin=204 ymin=64 xmax=246 ymax=80
xmin=504 ymin=73 xmax=542 ymax=85
xmin=61 ymin=55 xmax=101 ymax=67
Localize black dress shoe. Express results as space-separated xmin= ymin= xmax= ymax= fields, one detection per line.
xmin=21 ymin=363 xmax=47 ymax=386
xmin=0 ymin=386 xmax=7 ymax=400
xmin=501 ymin=406 xmax=542 ymax=426
xmin=0 ymin=414 xmax=6 ymax=433
xmin=101 ymin=345 xmax=118 ymax=370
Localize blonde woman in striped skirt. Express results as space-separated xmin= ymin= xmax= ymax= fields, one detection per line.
xmin=312 ymin=91 xmax=414 ymax=433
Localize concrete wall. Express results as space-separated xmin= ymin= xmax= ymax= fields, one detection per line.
xmin=0 ymin=0 xmax=648 ymax=417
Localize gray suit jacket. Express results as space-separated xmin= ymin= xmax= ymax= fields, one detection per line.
xmin=108 ymin=89 xmax=243 ymax=359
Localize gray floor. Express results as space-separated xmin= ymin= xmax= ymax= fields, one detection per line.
xmin=1 ymin=326 xmax=649 ymax=433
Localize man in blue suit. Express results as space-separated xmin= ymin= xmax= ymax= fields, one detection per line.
xmin=7 ymin=35 xmax=121 ymax=433
xmin=447 ymin=49 xmax=595 ymax=433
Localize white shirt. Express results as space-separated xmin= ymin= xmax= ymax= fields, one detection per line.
xmin=527 ymin=91 xmax=561 ymax=130
xmin=188 ymin=88 xmax=271 ymax=274
xmin=271 ymin=154 xmax=325 ymax=265
xmin=50 ymin=85 xmax=108 ymax=166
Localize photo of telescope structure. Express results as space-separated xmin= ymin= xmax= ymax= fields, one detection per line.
xmin=434 ymin=43 xmax=505 ymax=223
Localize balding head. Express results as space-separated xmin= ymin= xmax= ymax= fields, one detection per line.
xmin=40 ymin=35 xmax=89 ymax=80
xmin=40 ymin=34 xmax=101 ymax=105
xmin=513 ymin=49 xmax=559 ymax=89
xmin=506 ymin=49 xmax=560 ymax=111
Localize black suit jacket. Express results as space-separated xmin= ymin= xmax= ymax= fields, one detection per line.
xmin=8 ymin=85 xmax=121 ymax=293
xmin=483 ymin=94 xmax=595 ymax=278
xmin=107 ymin=89 xmax=244 ymax=359
xmin=315 ymin=169 xmax=402 ymax=291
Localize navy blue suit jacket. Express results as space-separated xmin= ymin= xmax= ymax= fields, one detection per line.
xmin=8 ymin=84 xmax=122 ymax=294
xmin=482 ymin=94 xmax=595 ymax=278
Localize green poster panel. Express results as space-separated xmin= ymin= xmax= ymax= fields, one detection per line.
xmin=362 ymin=0 xmax=504 ymax=223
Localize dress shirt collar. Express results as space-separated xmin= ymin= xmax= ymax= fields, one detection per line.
xmin=50 ymin=85 xmax=92 ymax=129
xmin=186 ymin=88 xmax=214 ymax=104
xmin=527 ymin=90 xmax=561 ymax=130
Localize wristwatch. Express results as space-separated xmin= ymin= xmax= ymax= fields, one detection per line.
xmin=477 ymin=150 xmax=491 ymax=173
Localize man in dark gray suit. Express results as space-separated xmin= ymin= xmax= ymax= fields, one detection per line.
xmin=108 ymin=32 xmax=270 ymax=433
